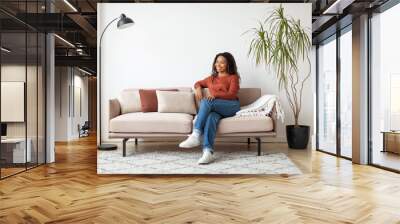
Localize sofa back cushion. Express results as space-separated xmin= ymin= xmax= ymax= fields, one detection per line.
xmin=236 ymin=88 xmax=262 ymax=106
xmin=139 ymin=89 xmax=159 ymax=112
xmin=119 ymin=88 xmax=191 ymax=114
xmin=156 ymin=90 xmax=197 ymax=115
xmin=118 ymin=89 xmax=141 ymax=114
xmin=139 ymin=89 xmax=179 ymax=112
xmin=118 ymin=87 xmax=192 ymax=114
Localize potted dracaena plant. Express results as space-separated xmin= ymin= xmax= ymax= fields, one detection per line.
xmin=245 ymin=5 xmax=311 ymax=149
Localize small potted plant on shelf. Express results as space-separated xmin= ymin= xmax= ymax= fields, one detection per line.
xmin=245 ymin=5 xmax=311 ymax=149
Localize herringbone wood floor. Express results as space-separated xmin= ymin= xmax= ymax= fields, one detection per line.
xmin=1 ymin=135 xmax=400 ymax=224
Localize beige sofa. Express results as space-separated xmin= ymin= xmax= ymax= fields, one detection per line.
xmin=109 ymin=88 xmax=277 ymax=157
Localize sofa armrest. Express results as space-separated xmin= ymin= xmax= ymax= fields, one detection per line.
xmin=270 ymin=104 xmax=278 ymax=132
xmin=109 ymin=98 xmax=121 ymax=120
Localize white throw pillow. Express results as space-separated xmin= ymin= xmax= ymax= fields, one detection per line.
xmin=156 ymin=90 xmax=197 ymax=115
xmin=118 ymin=89 xmax=142 ymax=114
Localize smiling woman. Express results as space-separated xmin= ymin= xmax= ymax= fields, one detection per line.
xmin=179 ymin=52 xmax=241 ymax=164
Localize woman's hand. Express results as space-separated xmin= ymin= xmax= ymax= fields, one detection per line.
xmin=206 ymin=95 xmax=215 ymax=101
xmin=195 ymin=88 xmax=203 ymax=101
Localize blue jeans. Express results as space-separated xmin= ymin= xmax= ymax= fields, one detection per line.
xmin=194 ymin=99 xmax=240 ymax=152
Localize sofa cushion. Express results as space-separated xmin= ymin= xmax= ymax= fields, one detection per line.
xmin=109 ymin=112 xmax=193 ymax=133
xmin=156 ymin=90 xmax=197 ymax=115
xmin=217 ymin=116 xmax=274 ymax=134
xmin=139 ymin=89 xmax=158 ymax=112
xmin=139 ymin=89 xmax=179 ymax=112
xmin=118 ymin=90 xmax=141 ymax=114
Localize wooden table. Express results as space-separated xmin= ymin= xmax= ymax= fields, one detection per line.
xmin=381 ymin=131 xmax=400 ymax=154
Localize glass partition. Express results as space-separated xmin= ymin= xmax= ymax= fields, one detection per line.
xmin=27 ymin=31 xmax=38 ymax=169
xmin=1 ymin=31 xmax=28 ymax=177
xmin=0 ymin=1 xmax=46 ymax=179
xmin=38 ymin=32 xmax=45 ymax=165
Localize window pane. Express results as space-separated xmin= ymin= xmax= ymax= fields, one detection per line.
xmin=340 ymin=29 xmax=352 ymax=158
xmin=371 ymin=4 xmax=400 ymax=171
xmin=318 ymin=37 xmax=337 ymax=154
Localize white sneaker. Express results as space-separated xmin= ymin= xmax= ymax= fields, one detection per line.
xmin=179 ymin=134 xmax=201 ymax=148
xmin=198 ymin=151 xmax=215 ymax=164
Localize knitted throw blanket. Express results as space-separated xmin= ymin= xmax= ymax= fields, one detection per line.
xmin=235 ymin=95 xmax=285 ymax=122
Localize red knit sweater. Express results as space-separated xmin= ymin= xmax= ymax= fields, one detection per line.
xmin=194 ymin=74 xmax=240 ymax=100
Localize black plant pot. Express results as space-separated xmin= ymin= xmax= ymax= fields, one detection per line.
xmin=286 ymin=125 xmax=310 ymax=149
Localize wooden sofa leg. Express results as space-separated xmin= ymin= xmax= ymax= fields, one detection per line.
xmin=247 ymin=138 xmax=250 ymax=145
xmin=256 ymin=137 xmax=261 ymax=156
xmin=123 ymin=138 xmax=129 ymax=157
xmin=135 ymin=138 xmax=138 ymax=145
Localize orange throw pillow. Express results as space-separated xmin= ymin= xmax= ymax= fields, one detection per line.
xmin=139 ymin=89 xmax=178 ymax=112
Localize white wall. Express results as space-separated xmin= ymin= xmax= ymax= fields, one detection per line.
xmin=55 ymin=67 xmax=69 ymax=141
xmin=98 ymin=3 xmax=313 ymax=144
xmin=55 ymin=67 xmax=89 ymax=141
xmin=72 ymin=73 xmax=89 ymax=138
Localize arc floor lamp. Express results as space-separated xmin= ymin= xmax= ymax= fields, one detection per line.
xmin=98 ymin=14 xmax=134 ymax=150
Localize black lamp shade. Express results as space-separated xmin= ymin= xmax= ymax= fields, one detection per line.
xmin=117 ymin=14 xmax=134 ymax=29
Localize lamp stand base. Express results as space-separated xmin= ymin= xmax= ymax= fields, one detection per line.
xmin=98 ymin=144 xmax=118 ymax=151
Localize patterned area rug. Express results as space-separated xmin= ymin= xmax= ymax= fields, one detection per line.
xmin=97 ymin=148 xmax=302 ymax=175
